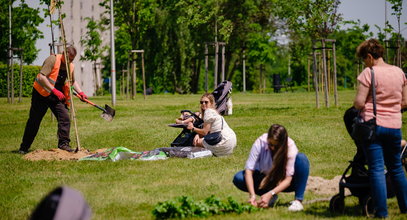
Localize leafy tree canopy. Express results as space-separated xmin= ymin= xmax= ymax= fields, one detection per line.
xmin=0 ymin=0 xmax=44 ymax=64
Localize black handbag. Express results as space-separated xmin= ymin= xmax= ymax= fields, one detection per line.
xmin=351 ymin=67 xmax=377 ymax=142
xmin=204 ymin=117 xmax=223 ymax=145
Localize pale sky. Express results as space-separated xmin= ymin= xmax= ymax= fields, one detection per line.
xmin=31 ymin=0 xmax=407 ymax=65
xmin=338 ymin=0 xmax=407 ymax=37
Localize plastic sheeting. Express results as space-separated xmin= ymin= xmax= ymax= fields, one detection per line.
xmin=79 ymin=146 xmax=213 ymax=161
xmin=80 ymin=147 xmax=168 ymax=161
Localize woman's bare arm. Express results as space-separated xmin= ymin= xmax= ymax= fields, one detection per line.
xmin=401 ymin=85 xmax=407 ymax=109
xmin=354 ymin=83 xmax=370 ymax=110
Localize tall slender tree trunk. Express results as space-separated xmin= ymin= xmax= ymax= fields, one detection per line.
xmin=93 ymin=61 xmax=99 ymax=95
xmin=190 ymin=58 xmax=201 ymax=93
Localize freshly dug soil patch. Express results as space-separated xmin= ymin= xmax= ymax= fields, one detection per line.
xmin=23 ymin=148 xmax=107 ymax=161
xmin=307 ymin=176 xmax=350 ymax=195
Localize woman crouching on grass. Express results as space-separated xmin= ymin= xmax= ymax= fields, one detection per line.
xmin=233 ymin=124 xmax=309 ymax=211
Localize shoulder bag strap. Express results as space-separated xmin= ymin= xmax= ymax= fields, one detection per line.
xmin=370 ymin=67 xmax=377 ymax=118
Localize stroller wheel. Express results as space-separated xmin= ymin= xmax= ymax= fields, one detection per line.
xmin=361 ymin=196 xmax=374 ymax=217
xmin=329 ymin=194 xmax=345 ymax=214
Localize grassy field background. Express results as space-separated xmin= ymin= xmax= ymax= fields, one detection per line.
xmin=1 ymin=90 xmax=406 ymax=219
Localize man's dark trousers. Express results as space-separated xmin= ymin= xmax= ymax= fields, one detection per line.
xmin=20 ymin=89 xmax=70 ymax=151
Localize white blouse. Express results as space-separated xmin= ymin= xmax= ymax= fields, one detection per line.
xmin=245 ymin=133 xmax=298 ymax=177
xmin=202 ymin=108 xmax=237 ymax=156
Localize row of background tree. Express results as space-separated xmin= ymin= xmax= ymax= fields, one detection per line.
xmin=0 ymin=0 xmax=405 ymax=96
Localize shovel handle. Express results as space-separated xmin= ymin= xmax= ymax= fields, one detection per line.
xmin=92 ymin=103 xmax=107 ymax=113
xmin=73 ymin=93 xmax=107 ymax=113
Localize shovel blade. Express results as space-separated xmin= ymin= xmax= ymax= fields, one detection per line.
xmin=100 ymin=105 xmax=115 ymax=121
xmin=105 ymin=105 xmax=116 ymax=117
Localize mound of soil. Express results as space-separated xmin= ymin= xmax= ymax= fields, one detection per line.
xmin=23 ymin=148 xmax=106 ymax=161
xmin=307 ymin=176 xmax=350 ymax=195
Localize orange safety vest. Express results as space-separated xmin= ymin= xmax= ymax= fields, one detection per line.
xmin=33 ymin=54 xmax=74 ymax=107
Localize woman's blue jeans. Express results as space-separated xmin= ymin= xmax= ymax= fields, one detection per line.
xmin=232 ymin=153 xmax=309 ymax=201
xmin=365 ymin=126 xmax=407 ymax=217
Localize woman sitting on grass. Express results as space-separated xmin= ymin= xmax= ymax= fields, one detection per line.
xmin=186 ymin=93 xmax=236 ymax=156
xmin=232 ymin=124 xmax=309 ymax=211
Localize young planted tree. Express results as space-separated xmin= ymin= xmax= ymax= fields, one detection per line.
xmin=99 ymin=0 xmax=157 ymax=94
xmin=331 ymin=21 xmax=372 ymax=88
xmin=0 ymin=0 xmax=44 ymax=65
xmin=272 ymin=0 xmax=342 ymax=84
xmin=220 ymin=0 xmax=276 ymax=91
xmin=387 ymin=0 xmax=403 ymax=67
xmin=80 ymin=17 xmax=107 ymax=95
xmin=169 ymin=0 xmax=232 ymax=93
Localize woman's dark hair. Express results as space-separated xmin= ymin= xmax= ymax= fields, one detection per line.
xmin=260 ymin=124 xmax=289 ymax=190
xmin=356 ymin=38 xmax=384 ymax=59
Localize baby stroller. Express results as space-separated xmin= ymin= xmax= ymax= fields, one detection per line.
xmin=169 ymin=81 xmax=232 ymax=147
xmin=329 ymin=107 xmax=407 ymax=217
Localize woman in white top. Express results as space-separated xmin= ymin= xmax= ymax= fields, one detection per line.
xmin=233 ymin=124 xmax=309 ymax=211
xmin=187 ymin=93 xmax=236 ymax=156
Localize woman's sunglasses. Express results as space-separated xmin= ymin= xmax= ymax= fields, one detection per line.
xmin=200 ymin=101 xmax=209 ymax=104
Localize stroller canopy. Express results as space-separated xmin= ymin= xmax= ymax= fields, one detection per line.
xmin=213 ymin=81 xmax=232 ymax=115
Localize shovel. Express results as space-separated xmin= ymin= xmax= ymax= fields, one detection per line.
xmin=74 ymin=93 xmax=116 ymax=121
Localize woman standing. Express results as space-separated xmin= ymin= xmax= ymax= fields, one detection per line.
xmin=354 ymin=39 xmax=407 ymax=218
xmin=232 ymin=124 xmax=309 ymax=211
xmin=187 ymin=93 xmax=236 ymax=156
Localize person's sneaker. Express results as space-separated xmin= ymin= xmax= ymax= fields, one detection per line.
xmin=58 ymin=144 xmax=73 ymax=152
xmin=288 ymin=200 xmax=304 ymax=211
xmin=268 ymin=194 xmax=279 ymax=207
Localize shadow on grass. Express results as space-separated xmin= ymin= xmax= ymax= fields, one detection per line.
xmin=6 ymin=150 xmax=24 ymax=154
xmin=304 ymin=201 xmax=365 ymax=218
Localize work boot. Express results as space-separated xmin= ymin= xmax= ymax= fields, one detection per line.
xmin=18 ymin=146 xmax=29 ymax=154
xmin=18 ymin=150 xmax=28 ymax=154
xmin=58 ymin=144 xmax=74 ymax=152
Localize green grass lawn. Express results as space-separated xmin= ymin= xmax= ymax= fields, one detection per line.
xmin=1 ymin=90 xmax=406 ymax=219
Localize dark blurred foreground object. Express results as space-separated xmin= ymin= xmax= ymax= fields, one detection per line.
xmin=30 ymin=186 xmax=92 ymax=220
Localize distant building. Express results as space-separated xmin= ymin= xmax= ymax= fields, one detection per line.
xmin=60 ymin=0 xmax=109 ymax=96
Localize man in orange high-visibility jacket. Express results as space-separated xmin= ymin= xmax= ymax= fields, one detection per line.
xmin=19 ymin=46 xmax=88 ymax=153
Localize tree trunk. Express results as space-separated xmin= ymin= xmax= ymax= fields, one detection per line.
xmin=93 ymin=61 xmax=99 ymax=95
xmin=190 ymin=58 xmax=201 ymax=93
xmin=226 ymin=52 xmax=239 ymax=81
